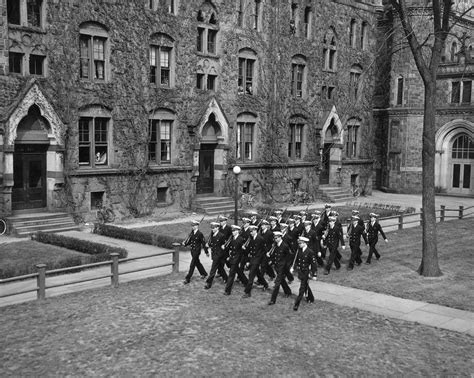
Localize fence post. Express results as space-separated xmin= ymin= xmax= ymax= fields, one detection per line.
xmin=110 ymin=253 xmax=119 ymax=288
xmin=440 ymin=205 xmax=445 ymax=222
xmin=172 ymin=249 xmax=180 ymax=273
xmin=36 ymin=263 xmax=46 ymax=300
xmin=459 ymin=206 xmax=464 ymax=219
xmin=398 ymin=214 xmax=404 ymax=230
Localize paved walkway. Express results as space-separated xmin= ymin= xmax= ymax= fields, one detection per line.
xmin=1 ymin=191 xmax=474 ymax=336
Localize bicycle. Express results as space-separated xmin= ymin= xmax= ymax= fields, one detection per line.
xmin=239 ymin=193 xmax=255 ymax=208
xmin=292 ymin=190 xmax=314 ymax=205
xmin=96 ymin=203 xmax=116 ymax=224
xmin=0 ymin=218 xmax=7 ymax=235
xmin=352 ymin=184 xmax=361 ymax=198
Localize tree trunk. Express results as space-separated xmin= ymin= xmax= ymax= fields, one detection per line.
xmin=417 ymin=82 xmax=442 ymax=277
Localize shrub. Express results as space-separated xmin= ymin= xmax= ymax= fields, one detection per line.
xmin=93 ymin=223 xmax=180 ymax=249
xmin=32 ymin=232 xmax=128 ymax=259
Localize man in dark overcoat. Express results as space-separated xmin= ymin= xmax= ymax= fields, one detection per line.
xmin=182 ymin=220 xmax=208 ymax=284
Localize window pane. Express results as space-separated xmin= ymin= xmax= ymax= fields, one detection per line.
xmin=197 ymin=28 xmax=204 ymax=51
xmin=160 ymin=121 xmax=171 ymax=162
xmin=79 ymin=36 xmax=90 ymax=79
xmin=29 ymin=54 xmax=44 ymax=75
xmin=148 ymin=121 xmax=158 ymax=162
xmin=237 ymin=123 xmax=243 ymax=159
xmin=79 ymin=118 xmax=91 ymax=165
xmin=27 ymin=0 xmax=42 ymax=27
xmin=208 ymin=30 xmax=217 ymax=54
xmin=7 ymin=0 xmax=21 ymax=24
xmin=160 ymin=48 xmax=170 ymax=86
xmin=451 ymin=81 xmax=460 ymax=103
xmin=9 ymin=52 xmax=23 ymax=74
xmin=462 ymin=81 xmax=472 ymax=103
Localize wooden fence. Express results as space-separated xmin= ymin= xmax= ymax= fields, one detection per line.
xmin=0 ymin=249 xmax=179 ymax=301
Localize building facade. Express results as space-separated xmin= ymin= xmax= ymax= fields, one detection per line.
xmin=375 ymin=1 xmax=474 ymax=195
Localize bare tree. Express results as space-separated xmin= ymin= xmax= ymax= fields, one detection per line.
xmin=389 ymin=0 xmax=472 ymax=276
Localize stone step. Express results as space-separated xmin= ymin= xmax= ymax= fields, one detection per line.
xmin=16 ymin=224 xmax=80 ymax=237
xmin=6 ymin=212 xmax=80 ymax=237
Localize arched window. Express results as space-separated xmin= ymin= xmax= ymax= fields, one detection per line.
xmin=349 ymin=19 xmax=356 ymax=47
xmin=196 ymin=3 xmax=219 ymax=55
xmin=396 ymin=75 xmax=404 ymax=105
xmin=78 ymin=105 xmax=112 ymax=167
xmin=236 ymin=112 xmax=257 ymax=162
xmin=323 ymin=27 xmax=337 ymax=71
xmin=150 ymin=33 xmax=175 ymax=88
xmin=238 ymin=48 xmax=257 ymax=95
xmin=451 ymin=134 xmax=474 ymax=159
xmin=288 ymin=116 xmax=306 ymax=160
xmin=79 ymin=22 xmax=109 ymax=82
xmin=149 ymin=108 xmax=176 ymax=164
xmin=350 ymin=64 xmax=363 ymax=100
xmin=304 ymin=7 xmax=312 ymax=39
xmin=291 ymin=55 xmax=307 ymax=98
xmin=360 ymin=21 xmax=368 ymax=50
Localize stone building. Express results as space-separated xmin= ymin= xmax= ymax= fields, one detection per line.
xmin=0 ymin=0 xmax=404 ymax=221
xmin=375 ymin=1 xmax=474 ymax=195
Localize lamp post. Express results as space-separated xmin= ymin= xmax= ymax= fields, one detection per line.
xmin=233 ymin=165 xmax=241 ymax=225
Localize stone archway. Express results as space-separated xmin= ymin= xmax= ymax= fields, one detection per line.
xmin=2 ymin=82 xmax=64 ymax=214
xmin=435 ymin=120 xmax=474 ymax=195
xmin=320 ymin=106 xmax=344 ymax=185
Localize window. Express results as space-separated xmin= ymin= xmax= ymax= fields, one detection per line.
xmin=9 ymin=52 xmax=23 ymax=74
xmin=149 ymin=33 xmax=175 ymax=87
xmin=164 ymin=0 xmax=176 ymax=14
xmin=29 ymin=54 xmax=44 ymax=76
xmin=346 ymin=119 xmax=360 ymax=158
xmin=288 ymin=122 xmax=303 ymax=159
xmin=7 ymin=0 xmax=43 ymax=27
xmin=242 ymin=180 xmax=251 ymax=193
xmin=237 ymin=113 xmax=256 ymax=162
xmin=349 ymin=19 xmax=356 ymax=47
xmin=304 ymin=7 xmax=312 ymax=39
xmin=360 ymin=22 xmax=368 ymax=50
xmin=157 ymin=187 xmax=168 ymax=203
xmin=451 ymin=134 xmax=474 ymax=159
xmin=148 ymin=0 xmax=177 ymax=13
xmin=238 ymin=48 xmax=257 ymax=95
xmin=196 ymin=64 xmax=218 ymax=91
xmin=79 ymin=117 xmax=110 ymax=167
xmin=323 ymin=28 xmax=337 ymax=71
xmin=252 ymin=0 xmax=262 ymax=31
xmin=207 ymin=74 xmax=217 ymax=91
xmin=149 ymin=109 xmax=175 ymax=164
xmin=237 ymin=0 xmax=245 ymax=27
xmin=196 ymin=73 xmax=205 ymax=89
xmin=327 ymin=86 xmax=335 ymax=99
xmin=196 ymin=8 xmax=219 ymax=55
xmin=450 ymin=41 xmax=458 ymax=62
xmin=79 ymin=22 xmax=109 ymax=82
xmin=396 ymin=76 xmax=404 ymax=105
xmin=290 ymin=3 xmax=298 ymax=35
xmin=291 ymin=55 xmax=307 ymax=98
xmin=91 ymin=191 xmax=104 ymax=210
xmin=350 ymin=65 xmax=362 ymax=100
xmin=451 ymin=81 xmax=472 ymax=104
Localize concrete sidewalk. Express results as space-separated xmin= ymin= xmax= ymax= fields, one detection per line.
xmin=1 ymin=190 xmax=474 ymax=336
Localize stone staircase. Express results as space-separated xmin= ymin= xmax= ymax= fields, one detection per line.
xmin=193 ymin=195 xmax=236 ymax=216
xmin=316 ymin=186 xmax=355 ymax=203
xmin=6 ymin=212 xmax=80 ymax=237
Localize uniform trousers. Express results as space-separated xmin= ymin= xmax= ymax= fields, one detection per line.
xmin=225 ymin=259 xmax=249 ymax=294
xmin=269 ymin=264 xmax=292 ymax=303
xmin=367 ymin=242 xmax=380 ymax=262
xmin=294 ymin=272 xmax=314 ymax=308
xmin=185 ymin=253 xmax=207 ymax=281
xmin=206 ymin=253 xmax=228 ymax=287
xmin=244 ymin=258 xmax=268 ymax=294
xmin=325 ymin=246 xmax=341 ymax=272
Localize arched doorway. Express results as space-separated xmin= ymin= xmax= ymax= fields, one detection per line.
xmin=197 ymin=114 xmax=220 ymax=194
xmin=449 ymin=133 xmax=473 ymax=194
xmin=12 ymin=105 xmax=49 ymax=210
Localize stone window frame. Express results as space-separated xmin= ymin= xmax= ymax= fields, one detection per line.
xmin=78 ymin=106 xmax=113 ymax=169
xmin=7 ymin=0 xmax=46 ymax=29
xmin=396 ymin=75 xmax=404 ymax=106
xmin=321 ymin=85 xmax=336 ymax=100
xmin=291 ymin=54 xmax=307 ymax=98
xmin=9 ymin=45 xmax=47 ymax=77
xmin=360 ymin=21 xmax=368 ymax=50
xmin=238 ymin=48 xmax=258 ymax=95
xmin=450 ymin=41 xmax=458 ymax=62
xmin=148 ymin=0 xmax=178 ymax=14
xmin=303 ymin=6 xmax=312 ymax=39
xmin=288 ymin=115 xmax=307 ymax=160
xmin=252 ymin=0 xmax=263 ymax=31
xmin=8 ymin=50 xmax=24 ymax=75
xmin=451 ymin=80 xmax=472 ymax=104
xmin=349 ymin=19 xmax=357 ymax=48
xmin=349 ymin=64 xmax=363 ymax=100
xmin=323 ymin=27 xmax=337 ymax=72
xmin=196 ymin=6 xmax=219 ymax=56
xmin=149 ymin=33 xmax=176 ymax=88
xmin=345 ymin=118 xmax=360 ymax=159
xmin=79 ymin=22 xmax=110 ymax=82
xmin=148 ymin=108 xmax=176 ymax=165
xmin=236 ymin=112 xmax=257 ymax=162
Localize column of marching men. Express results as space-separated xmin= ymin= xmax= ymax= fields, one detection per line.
xmin=182 ymin=204 xmax=388 ymax=311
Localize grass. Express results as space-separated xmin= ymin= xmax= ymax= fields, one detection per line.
xmin=0 ymin=241 xmax=88 ymax=279
xmin=137 ymin=217 xmax=474 ymax=312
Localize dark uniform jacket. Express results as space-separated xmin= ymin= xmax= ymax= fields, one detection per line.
xmin=260 ymin=229 xmax=274 ymax=255
xmin=294 ymin=221 xmax=304 ymax=237
xmin=270 ymin=240 xmax=291 ymax=269
xmin=366 ymin=221 xmax=386 ymax=244
xmin=227 ymin=235 xmax=245 ymax=265
xmin=324 ymin=225 xmax=345 ymax=250
xmin=220 ymin=224 xmax=232 ymax=240
xmin=270 ymin=224 xmax=281 ymax=233
xmin=312 ymin=221 xmax=326 ymax=244
xmin=302 ymin=227 xmax=319 ymax=254
xmin=347 ymin=223 xmax=368 ymax=247
xmin=320 ymin=210 xmax=332 ymax=228
xmin=208 ymin=231 xmax=226 ymax=259
xmin=247 ymin=234 xmax=265 ymax=265
xmin=286 ymin=225 xmax=299 ymax=253
xmin=184 ymin=229 xmax=206 ymax=256
xmin=294 ymin=247 xmax=318 ymax=276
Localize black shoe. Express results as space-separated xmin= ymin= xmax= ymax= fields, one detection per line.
xmin=262 ymin=285 xmax=268 ymax=291
xmin=306 ymin=297 xmax=314 ymax=303
xmin=288 ymin=280 xmax=294 ymax=285
xmin=268 ymin=301 xmax=275 ymax=306
xmin=223 ymin=291 xmax=231 ymax=296
xmin=183 ymin=279 xmax=190 ymax=285
xmin=323 ymin=270 xmax=329 ymax=275
xmin=242 ymin=293 xmax=251 ymax=298
xmin=376 ymin=256 xmax=380 ymax=260
xmin=293 ymin=304 xmax=299 ymax=311
xmin=365 ymin=261 xmax=371 ymax=265
xmin=200 ymin=275 xmax=208 ymax=279
xmin=284 ymin=292 xmax=292 ymax=298
xmin=335 ymin=266 xmax=341 ymax=271
xmin=204 ymin=283 xmax=211 ymax=289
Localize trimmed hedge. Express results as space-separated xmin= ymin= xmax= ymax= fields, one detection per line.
xmin=33 ymin=231 xmax=128 ymax=259
xmin=93 ymin=223 xmax=180 ymax=249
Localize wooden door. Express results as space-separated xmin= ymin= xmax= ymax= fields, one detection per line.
xmin=451 ymin=162 xmax=473 ymax=195
xmin=197 ymin=145 xmax=215 ymax=194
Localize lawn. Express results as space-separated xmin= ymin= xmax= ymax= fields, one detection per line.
xmin=1 ymin=274 xmax=472 ymax=376
xmin=138 ymin=217 xmax=474 ymax=312
xmin=0 ymin=241 xmax=88 ymax=279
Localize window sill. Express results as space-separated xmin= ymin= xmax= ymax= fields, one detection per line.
xmin=8 ymin=24 xmax=46 ymax=34
xmin=195 ymin=51 xmax=219 ymax=59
